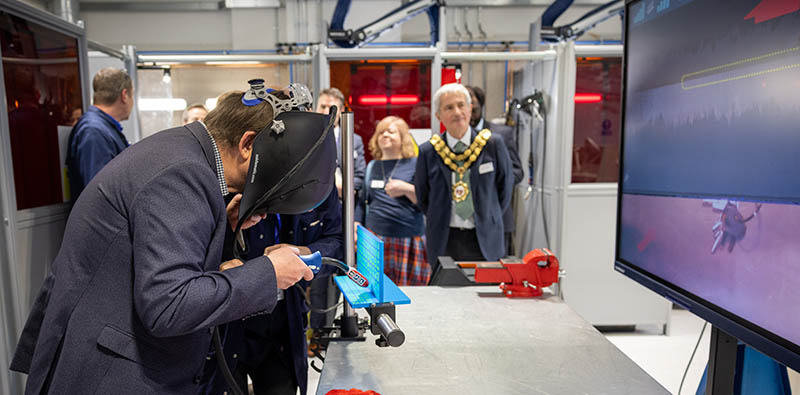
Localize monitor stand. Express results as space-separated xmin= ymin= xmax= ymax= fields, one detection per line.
xmin=706 ymin=325 xmax=737 ymax=394
xmin=699 ymin=325 xmax=791 ymax=395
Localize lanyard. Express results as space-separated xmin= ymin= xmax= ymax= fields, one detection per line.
xmin=274 ymin=214 xmax=282 ymax=244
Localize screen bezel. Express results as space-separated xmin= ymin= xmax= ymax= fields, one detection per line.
xmin=615 ymin=0 xmax=800 ymax=372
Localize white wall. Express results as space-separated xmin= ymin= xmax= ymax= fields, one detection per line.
xmin=78 ymin=1 xmax=622 ymax=51
xmin=82 ymin=10 xmax=233 ymax=50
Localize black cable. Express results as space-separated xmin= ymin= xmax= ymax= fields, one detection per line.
xmin=309 ymin=329 xmax=328 ymax=373
xmin=539 ymin=109 xmax=551 ymax=249
xmin=678 ymin=321 xmax=708 ymax=395
xmin=311 ymin=301 xmax=343 ymax=314
xmin=213 ymin=326 xmax=244 ymax=395
xmin=295 ymin=282 xmax=343 ymax=314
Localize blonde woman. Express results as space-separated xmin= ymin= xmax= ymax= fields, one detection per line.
xmin=355 ymin=116 xmax=430 ymax=285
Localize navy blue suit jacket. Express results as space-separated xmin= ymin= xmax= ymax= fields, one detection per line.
xmin=199 ymin=190 xmax=343 ymax=395
xmin=415 ymin=128 xmax=513 ymax=272
xmin=11 ymin=122 xmax=279 ymax=394
xmin=485 ymin=121 xmax=524 ymax=234
xmin=66 ymin=106 xmax=130 ymax=200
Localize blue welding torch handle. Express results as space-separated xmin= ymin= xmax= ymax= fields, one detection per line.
xmin=297 ymin=252 xmax=369 ymax=288
xmin=298 ymin=251 xmax=323 ymax=273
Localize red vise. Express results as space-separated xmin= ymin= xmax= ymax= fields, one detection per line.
xmin=473 ymin=248 xmax=560 ymax=298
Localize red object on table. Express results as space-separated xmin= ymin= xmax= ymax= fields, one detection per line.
xmin=326 ymin=389 xmax=381 ymax=395
xmin=473 ymin=248 xmax=560 ymax=298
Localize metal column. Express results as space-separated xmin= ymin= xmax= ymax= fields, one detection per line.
xmin=339 ymin=111 xmax=358 ymax=336
xmin=0 ymin=31 xmax=22 ymax=395
xmin=122 ymin=45 xmax=141 ymax=142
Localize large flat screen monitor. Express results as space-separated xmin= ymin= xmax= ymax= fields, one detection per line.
xmin=616 ymin=0 xmax=800 ymax=371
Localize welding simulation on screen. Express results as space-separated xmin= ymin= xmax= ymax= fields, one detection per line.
xmin=616 ymin=0 xmax=800 ymax=370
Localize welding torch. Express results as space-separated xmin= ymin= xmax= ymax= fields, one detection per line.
xmin=298 ymin=251 xmax=369 ymax=287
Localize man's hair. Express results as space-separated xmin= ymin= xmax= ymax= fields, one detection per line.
xmin=466 ymin=85 xmax=486 ymax=108
xmin=204 ymin=91 xmax=281 ymax=149
xmin=182 ymin=103 xmax=208 ymax=123
xmin=319 ymin=87 xmax=345 ymax=108
xmin=433 ymin=83 xmax=471 ymax=114
xmin=369 ymin=116 xmax=417 ymax=160
xmin=93 ymin=67 xmax=133 ymax=106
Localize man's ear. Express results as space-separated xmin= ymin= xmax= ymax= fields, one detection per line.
xmin=238 ymin=130 xmax=258 ymax=160
xmin=120 ymin=88 xmax=132 ymax=103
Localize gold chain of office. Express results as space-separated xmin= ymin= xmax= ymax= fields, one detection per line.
xmin=430 ymin=129 xmax=492 ymax=202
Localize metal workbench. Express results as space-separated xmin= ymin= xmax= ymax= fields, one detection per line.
xmin=316 ymin=286 xmax=669 ymax=395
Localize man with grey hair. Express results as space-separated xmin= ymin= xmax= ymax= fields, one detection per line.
xmin=182 ymin=103 xmax=208 ymax=125
xmin=415 ymin=83 xmax=513 ymax=276
xmin=66 ymin=67 xmax=134 ymax=200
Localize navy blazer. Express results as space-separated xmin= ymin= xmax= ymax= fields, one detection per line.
xmin=415 ymin=128 xmax=513 ymax=272
xmin=66 ymin=106 xmax=130 ymax=200
xmin=485 ymin=121 xmax=524 ymax=234
xmin=11 ymin=122 xmax=279 ymax=395
xmin=199 ymin=190 xmax=343 ymax=395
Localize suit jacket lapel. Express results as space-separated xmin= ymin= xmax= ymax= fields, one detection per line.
xmin=469 ymin=128 xmax=482 ymax=196
xmin=435 ymin=148 xmax=451 ymax=190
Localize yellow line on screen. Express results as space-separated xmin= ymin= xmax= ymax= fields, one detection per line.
xmin=681 ymin=46 xmax=799 ymax=90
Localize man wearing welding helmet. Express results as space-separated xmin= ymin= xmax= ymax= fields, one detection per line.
xmin=10 ymin=82 xmax=337 ymax=394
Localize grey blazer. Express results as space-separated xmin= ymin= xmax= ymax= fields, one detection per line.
xmin=11 ymin=122 xmax=279 ymax=394
xmin=415 ymin=128 xmax=513 ymax=273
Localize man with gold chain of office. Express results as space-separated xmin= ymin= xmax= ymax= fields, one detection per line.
xmin=415 ymin=83 xmax=513 ymax=277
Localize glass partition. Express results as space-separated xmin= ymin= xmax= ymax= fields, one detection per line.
xmin=1 ymin=11 xmax=83 ymax=208
xmin=330 ymin=60 xmax=432 ymax=163
xmin=571 ymin=56 xmax=621 ymax=183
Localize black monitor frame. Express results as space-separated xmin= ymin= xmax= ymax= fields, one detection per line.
xmin=615 ymin=0 xmax=800 ymax=374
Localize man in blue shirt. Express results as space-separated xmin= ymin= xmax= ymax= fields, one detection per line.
xmin=66 ymin=67 xmax=134 ymax=200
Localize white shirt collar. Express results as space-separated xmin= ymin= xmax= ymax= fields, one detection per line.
xmin=445 ymin=128 xmax=472 ymax=150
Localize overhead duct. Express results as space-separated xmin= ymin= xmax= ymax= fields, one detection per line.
xmin=49 ymin=0 xmax=79 ymax=23
xmin=541 ymin=0 xmax=574 ymax=27
xmin=328 ymin=0 xmax=441 ymax=48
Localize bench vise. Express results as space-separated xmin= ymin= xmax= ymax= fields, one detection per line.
xmin=474 ymin=248 xmax=560 ymax=298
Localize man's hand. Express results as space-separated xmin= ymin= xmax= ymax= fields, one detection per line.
xmin=219 ymin=259 xmax=243 ymax=271
xmin=335 ymin=168 xmax=343 ymax=198
xmin=267 ymin=246 xmax=314 ymax=289
xmin=354 ymin=221 xmax=361 ymax=245
xmin=227 ymin=193 xmax=266 ymax=231
xmin=264 ymin=243 xmax=311 ymax=256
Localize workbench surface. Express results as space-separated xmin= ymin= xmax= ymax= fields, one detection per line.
xmin=316 ymin=286 xmax=669 ymax=395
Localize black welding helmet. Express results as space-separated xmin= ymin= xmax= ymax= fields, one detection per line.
xmin=237 ymin=80 xmax=337 ymax=223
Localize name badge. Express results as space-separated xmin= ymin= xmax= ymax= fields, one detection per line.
xmin=371 ymin=179 xmax=385 ymax=189
xmin=479 ymin=162 xmax=495 ymax=174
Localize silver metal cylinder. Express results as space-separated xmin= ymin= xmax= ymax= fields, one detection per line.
xmin=341 ymin=111 xmax=356 ymax=319
xmin=50 ymin=0 xmax=79 ymax=23
xmin=376 ymin=313 xmax=405 ymax=347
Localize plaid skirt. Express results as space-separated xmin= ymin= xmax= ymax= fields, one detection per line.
xmin=378 ymin=235 xmax=430 ymax=286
